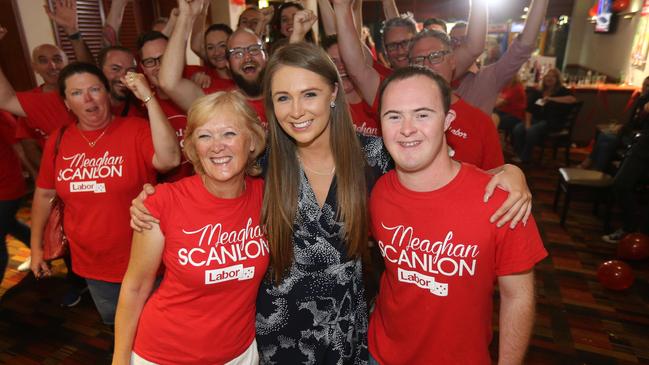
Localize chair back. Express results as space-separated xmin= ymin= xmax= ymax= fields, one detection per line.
xmin=562 ymin=101 xmax=584 ymax=140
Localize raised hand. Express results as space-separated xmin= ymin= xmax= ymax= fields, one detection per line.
xmin=44 ymin=0 xmax=79 ymax=35
xmin=178 ymin=0 xmax=206 ymax=18
xmin=191 ymin=72 xmax=212 ymax=89
xmin=289 ymin=9 xmax=318 ymax=43
xmin=121 ymin=72 xmax=154 ymax=103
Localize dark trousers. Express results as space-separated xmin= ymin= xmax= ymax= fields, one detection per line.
xmin=496 ymin=111 xmax=522 ymax=134
xmin=513 ymin=119 xmax=548 ymax=162
xmin=589 ymin=132 xmax=620 ymax=172
xmin=0 ymin=198 xmax=30 ymax=282
xmin=613 ymin=134 xmax=649 ymax=232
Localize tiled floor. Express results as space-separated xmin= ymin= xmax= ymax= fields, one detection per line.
xmin=1 ymin=150 xmax=648 ymax=364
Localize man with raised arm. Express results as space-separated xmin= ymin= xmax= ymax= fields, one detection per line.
xmin=159 ymin=0 xmax=267 ymax=126
xmin=453 ymin=0 xmax=549 ymax=115
xmin=333 ymin=0 xmax=487 ymax=106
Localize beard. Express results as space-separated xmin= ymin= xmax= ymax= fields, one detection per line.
xmin=231 ymin=68 xmax=264 ymax=98
xmin=110 ymin=80 xmax=129 ymax=101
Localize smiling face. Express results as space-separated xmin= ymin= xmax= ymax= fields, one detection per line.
xmin=227 ymin=30 xmax=267 ymax=96
xmin=325 ymin=44 xmax=355 ymax=95
xmin=271 ymin=65 xmax=337 ymax=148
xmin=101 ymin=50 xmax=137 ymax=101
xmin=32 ymin=44 xmax=67 ymax=86
xmin=63 ymin=72 xmax=112 ymax=129
xmin=280 ymin=5 xmax=299 ymax=38
xmin=238 ymin=8 xmax=262 ymax=32
xmin=193 ymin=105 xmax=254 ymax=188
xmin=205 ymin=29 xmax=229 ymax=70
xmin=384 ymin=26 xmax=414 ymax=69
xmin=380 ymin=75 xmax=453 ymax=174
xmin=140 ymin=38 xmax=167 ymax=87
xmin=409 ymin=36 xmax=455 ymax=83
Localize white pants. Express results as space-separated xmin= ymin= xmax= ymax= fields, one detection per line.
xmin=131 ymin=339 xmax=259 ymax=365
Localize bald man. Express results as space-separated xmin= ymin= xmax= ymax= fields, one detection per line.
xmin=30 ymin=44 xmax=67 ymax=93
xmin=15 ymin=44 xmax=69 ymax=174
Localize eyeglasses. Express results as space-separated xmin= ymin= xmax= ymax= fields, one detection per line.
xmin=141 ymin=55 xmax=163 ymax=68
xmin=409 ymin=50 xmax=451 ymax=67
xmin=384 ymin=39 xmax=411 ymax=53
xmin=227 ymin=44 xmax=265 ymax=59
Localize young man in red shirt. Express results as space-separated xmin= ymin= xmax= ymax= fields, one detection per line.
xmin=368 ymin=66 xmax=547 ymax=365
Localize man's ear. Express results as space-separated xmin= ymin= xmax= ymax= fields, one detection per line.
xmin=443 ymin=110 xmax=456 ymax=131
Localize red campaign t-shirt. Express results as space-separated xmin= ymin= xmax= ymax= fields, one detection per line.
xmin=373 ymin=60 xmax=393 ymax=79
xmin=368 ymin=164 xmax=547 ymax=365
xmin=15 ymin=119 xmax=46 ymax=148
xmin=134 ymin=175 xmax=268 ymax=364
xmin=16 ymin=90 xmax=74 ymax=137
xmin=15 ymin=86 xmax=48 ymax=146
xmin=110 ymin=99 xmax=146 ymax=118
xmin=36 ymin=117 xmax=157 ymax=282
xmin=185 ymin=65 xmax=237 ymax=94
xmin=497 ymin=83 xmax=527 ymax=120
xmin=447 ymin=98 xmax=504 ymax=170
xmin=349 ymin=100 xmax=381 ymax=136
xmin=0 ymin=111 xmax=26 ymax=200
xmin=156 ymin=96 xmax=194 ymax=182
xmin=246 ymin=98 xmax=268 ymax=129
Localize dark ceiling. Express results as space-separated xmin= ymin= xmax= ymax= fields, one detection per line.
xmin=362 ymin=0 xmax=577 ymax=24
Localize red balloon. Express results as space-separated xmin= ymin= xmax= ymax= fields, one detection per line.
xmin=589 ymin=4 xmax=598 ymax=17
xmin=612 ymin=0 xmax=630 ymax=12
xmin=597 ymin=260 xmax=634 ymax=290
xmin=618 ymin=233 xmax=649 ymax=260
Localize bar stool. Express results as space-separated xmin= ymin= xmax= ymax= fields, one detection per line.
xmin=553 ymin=167 xmax=613 ymax=228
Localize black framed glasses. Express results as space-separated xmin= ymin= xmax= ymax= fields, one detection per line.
xmin=227 ymin=44 xmax=265 ymax=59
xmin=384 ymin=39 xmax=411 ymax=53
xmin=409 ymin=50 xmax=451 ymax=67
xmin=141 ymin=55 xmax=163 ymax=68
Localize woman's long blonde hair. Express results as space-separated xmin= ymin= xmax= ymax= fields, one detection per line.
xmin=261 ymin=42 xmax=368 ymax=283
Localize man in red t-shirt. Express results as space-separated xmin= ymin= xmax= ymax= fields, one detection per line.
xmin=368 ymin=67 xmax=546 ymax=365
xmin=158 ymin=3 xmax=268 ymax=128
xmin=14 ymin=44 xmax=69 ymax=175
xmin=408 ymin=30 xmax=504 ymax=170
xmin=137 ymin=31 xmax=194 ymax=181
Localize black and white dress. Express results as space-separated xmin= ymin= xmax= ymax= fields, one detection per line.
xmin=255 ymin=136 xmax=391 ymax=365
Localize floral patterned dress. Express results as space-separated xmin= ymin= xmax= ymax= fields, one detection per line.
xmin=255 ymin=136 xmax=391 ymax=365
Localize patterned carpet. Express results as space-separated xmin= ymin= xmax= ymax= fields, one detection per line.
xmin=0 ymin=148 xmax=648 ymax=364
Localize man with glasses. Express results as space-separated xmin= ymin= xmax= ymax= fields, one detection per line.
xmin=137 ymin=31 xmax=193 ymax=182
xmin=158 ymin=0 xmax=268 ymax=127
xmin=332 ymin=0 xmax=486 ymax=112
xmin=408 ymin=30 xmax=504 ymax=170
xmin=453 ymin=0 xmax=549 ymax=116
xmin=378 ymin=1 xmax=486 ymax=73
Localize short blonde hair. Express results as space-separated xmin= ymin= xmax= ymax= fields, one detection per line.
xmin=184 ymin=91 xmax=266 ymax=177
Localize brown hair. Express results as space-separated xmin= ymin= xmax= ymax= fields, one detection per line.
xmin=184 ymin=91 xmax=266 ymax=177
xmin=540 ymin=68 xmax=563 ymax=95
xmin=261 ymin=42 xmax=368 ymax=283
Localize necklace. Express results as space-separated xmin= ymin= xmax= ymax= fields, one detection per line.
xmin=78 ymin=124 xmax=110 ymax=147
xmin=297 ymin=155 xmax=335 ymax=176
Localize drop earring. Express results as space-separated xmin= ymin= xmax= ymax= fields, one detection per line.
xmin=330 ymin=101 xmax=336 ymax=108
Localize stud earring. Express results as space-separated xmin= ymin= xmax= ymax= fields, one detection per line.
xmin=330 ymin=101 xmax=336 ymax=108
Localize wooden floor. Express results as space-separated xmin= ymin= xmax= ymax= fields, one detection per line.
xmin=1 ymin=147 xmax=648 ymax=365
